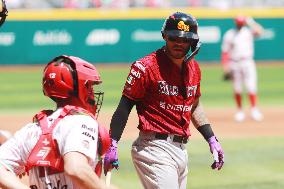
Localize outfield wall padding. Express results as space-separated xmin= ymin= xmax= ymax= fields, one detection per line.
xmin=0 ymin=8 xmax=283 ymax=64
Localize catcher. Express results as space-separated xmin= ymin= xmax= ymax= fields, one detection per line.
xmin=0 ymin=55 xmax=117 ymax=189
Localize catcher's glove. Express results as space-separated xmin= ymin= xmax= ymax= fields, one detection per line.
xmin=223 ymin=71 xmax=233 ymax=81
xmin=0 ymin=0 xmax=8 ymax=27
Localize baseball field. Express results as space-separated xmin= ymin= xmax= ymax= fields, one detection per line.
xmin=0 ymin=62 xmax=284 ymax=189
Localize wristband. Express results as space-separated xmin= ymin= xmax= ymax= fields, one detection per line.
xmin=197 ymin=124 xmax=214 ymax=141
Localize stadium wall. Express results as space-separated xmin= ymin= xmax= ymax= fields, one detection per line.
xmin=0 ymin=8 xmax=283 ymax=64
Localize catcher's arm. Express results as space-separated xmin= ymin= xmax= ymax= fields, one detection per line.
xmin=0 ymin=164 xmax=30 ymax=189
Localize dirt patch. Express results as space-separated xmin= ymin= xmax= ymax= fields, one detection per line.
xmin=1 ymin=106 xmax=283 ymax=141
xmin=98 ymin=106 xmax=284 ymax=140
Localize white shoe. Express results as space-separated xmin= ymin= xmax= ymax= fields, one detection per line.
xmin=251 ymin=108 xmax=263 ymax=121
xmin=234 ymin=111 xmax=245 ymax=122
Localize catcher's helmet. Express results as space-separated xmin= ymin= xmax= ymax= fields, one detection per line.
xmin=161 ymin=12 xmax=201 ymax=58
xmin=43 ymin=55 xmax=104 ymax=118
xmin=0 ymin=0 xmax=8 ymax=27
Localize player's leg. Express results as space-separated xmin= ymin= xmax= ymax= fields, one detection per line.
xmin=232 ymin=64 xmax=245 ymax=121
xmin=131 ymin=133 xmax=188 ymax=189
xmin=244 ymin=61 xmax=263 ymax=121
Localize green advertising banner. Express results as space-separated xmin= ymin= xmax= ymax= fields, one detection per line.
xmin=0 ymin=9 xmax=283 ymax=64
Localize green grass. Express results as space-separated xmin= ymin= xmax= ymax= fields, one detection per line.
xmin=200 ymin=64 xmax=284 ymax=107
xmin=109 ymin=137 xmax=284 ymax=189
xmin=0 ymin=63 xmax=283 ymax=188
xmin=0 ymin=64 xmax=283 ymax=111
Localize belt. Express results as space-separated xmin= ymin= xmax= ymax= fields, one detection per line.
xmin=155 ymin=133 xmax=188 ymax=144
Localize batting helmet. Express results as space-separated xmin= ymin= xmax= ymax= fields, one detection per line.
xmin=0 ymin=0 xmax=8 ymax=27
xmin=161 ymin=12 xmax=199 ymax=51
xmin=43 ymin=55 xmax=104 ymax=118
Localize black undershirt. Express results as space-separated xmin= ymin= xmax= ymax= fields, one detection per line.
xmin=110 ymin=95 xmax=136 ymax=141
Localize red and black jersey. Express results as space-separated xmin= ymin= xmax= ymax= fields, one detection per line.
xmin=122 ymin=47 xmax=201 ymax=138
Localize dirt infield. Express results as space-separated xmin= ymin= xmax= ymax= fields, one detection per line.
xmin=1 ymin=106 xmax=283 ymax=140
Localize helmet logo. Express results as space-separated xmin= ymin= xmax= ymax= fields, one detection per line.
xmin=177 ymin=21 xmax=190 ymax=32
xmin=49 ymin=73 xmax=56 ymax=79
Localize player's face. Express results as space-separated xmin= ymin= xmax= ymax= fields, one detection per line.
xmin=165 ymin=35 xmax=191 ymax=59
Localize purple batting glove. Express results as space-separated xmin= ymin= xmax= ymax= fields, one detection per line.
xmin=103 ymin=139 xmax=119 ymax=175
xmin=207 ymin=136 xmax=224 ymax=170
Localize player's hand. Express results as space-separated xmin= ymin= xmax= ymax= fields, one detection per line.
xmin=207 ymin=136 xmax=224 ymax=170
xmin=103 ymin=139 xmax=119 ymax=175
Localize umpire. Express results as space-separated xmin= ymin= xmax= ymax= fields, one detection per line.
xmin=104 ymin=12 xmax=225 ymax=189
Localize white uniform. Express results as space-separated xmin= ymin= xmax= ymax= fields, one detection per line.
xmin=222 ymin=27 xmax=257 ymax=94
xmin=0 ymin=108 xmax=99 ymax=189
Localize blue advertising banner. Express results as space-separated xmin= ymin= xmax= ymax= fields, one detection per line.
xmin=0 ymin=8 xmax=283 ymax=64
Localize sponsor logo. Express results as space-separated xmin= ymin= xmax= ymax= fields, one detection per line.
xmin=33 ymin=30 xmax=72 ymax=46
xmin=36 ymin=147 xmax=51 ymax=160
xmin=177 ymin=21 xmax=190 ymax=32
xmin=86 ymin=29 xmax=119 ymax=46
xmin=132 ymin=29 xmax=162 ymax=42
xmin=186 ymin=85 xmax=198 ymax=97
xmin=160 ymin=101 xmax=192 ymax=112
xmin=126 ymin=75 xmax=135 ymax=85
xmin=0 ymin=32 xmax=15 ymax=46
xmin=30 ymin=180 xmax=67 ymax=189
xmin=49 ymin=73 xmax=56 ymax=79
xmin=158 ymin=81 xmax=179 ymax=96
xmin=42 ymin=138 xmax=50 ymax=145
xmin=133 ymin=61 xmax=145 ymax=73
xmin=82 ymin=131 xmax=95 ymax=140
xmin=82 ymin=140 xmax=90 ymax=149
xmin=36 ymin=160 xmax=51 ymax=166
xmin=130 ymin=68 xmax=141 ymax=78
xmin=81 ymin=124 xmax=95 ymax=133
xmin=198 ymin=26 xmax=220 ymax=43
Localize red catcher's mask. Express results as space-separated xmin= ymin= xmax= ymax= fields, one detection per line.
xmin=42 ymin=55 xmax=104 ymax=118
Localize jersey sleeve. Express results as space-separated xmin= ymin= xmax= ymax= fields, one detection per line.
xmin=0 ymin=125 xmax=33 ymax=175
xmin=221 ymin=30 xmax=232 ymax=53
xmin=122 ymin=60 xmax=148 ymax=101
xmin=196 ymin=69 xmax=201 ymax=99
xmin=192 ymin=59 xmax=202 ymax=99
xmin=54 ymin=115 xmax=99 ymax=162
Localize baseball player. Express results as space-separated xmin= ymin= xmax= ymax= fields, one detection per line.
xmin=0 ymin=55 xmax=117 ymax=189
xmin=221 ymin=15 xmax=264 ymax=122
xmin=104 ymin=12 xmax=224 ymax=189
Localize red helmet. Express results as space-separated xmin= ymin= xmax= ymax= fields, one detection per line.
xmin=43 ymin=55 xmax=103 ymax=118
xmin=235 ymin=15 xmax=246 ymax=27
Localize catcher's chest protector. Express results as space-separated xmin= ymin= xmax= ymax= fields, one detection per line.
xmin=25 ymin=105 xmax=106 ymax=176
xmin=25 ymin=109 xmax=65 ymax=173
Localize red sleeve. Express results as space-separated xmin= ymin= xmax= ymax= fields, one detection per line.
xmin=122 ymin=61 xmax=148 ymax=101
xmin=193 ymin=59 xmax=201 ymax=98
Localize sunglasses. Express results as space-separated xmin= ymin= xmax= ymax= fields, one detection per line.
xmin=168 ymin=36 xmax=191 ymax=43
